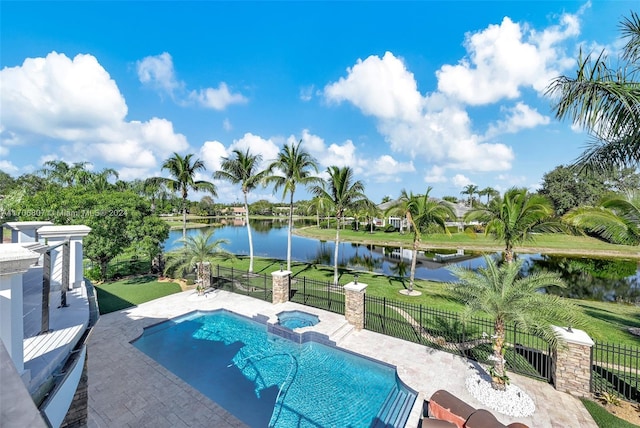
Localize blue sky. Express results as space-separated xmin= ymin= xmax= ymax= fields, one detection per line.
xmin=0 ymin=1 xmax=635 ymax=203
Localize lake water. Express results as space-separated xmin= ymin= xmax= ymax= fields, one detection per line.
xmin=165 ymin=220 xmax=640 ymax=302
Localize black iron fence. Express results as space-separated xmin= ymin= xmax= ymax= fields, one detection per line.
xmin=211 ymin=265 xmax=272 ymax=302
xmin=591 ymin=341 xmax=640 ymax=403
xmin=364 ymin=295 xmax=552 ymax=382
xmin=289 ymin=276 xmax=344 ymax=315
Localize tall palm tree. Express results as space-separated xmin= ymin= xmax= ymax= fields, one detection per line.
xmin=158 ymin=153 xmax=217 ymax=242
xmin=214 ymin=149 xmax=268 ymax=273
xmin=164 ymin=229 xmax=233 ymax=294
xmin=465 ymin=187 xmax=556 ymax=263
xmin=308 ymin=196 xmax=329 ymax=228
xmin=266 ymin=141 xmax=320 ymax=271
xmin=310 ymin=166 xmax=368 ymax=284
xmin=143 ymin=177 xmax=169 ymax=213
xmin=401 ymin=187 xmax=456 ymax=294
xmin=447 ymin=256 xmax=579 ymax=390
xmin=460 ymin=184 xmax=479 ymax=206
xmin=563 ymin=190 xmax=640 ymax=246
xmin=546 ymin=12 xmax=640 ymax=173
xmin=40 ymin=160 xmax=92 ymax=187
xmin=478 ymin=186 xmax=499 ymax=205
xmin=90 ymin=168 xmax=119 ymax=192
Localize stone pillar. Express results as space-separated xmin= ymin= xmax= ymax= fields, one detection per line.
xmin=344 ymin=281 xmax=367 ymax=330
xmin=2 ymin=221 xmax=54 ymax=243
xmin=552 ymin=326 xmax=594 ymax=397
xmin=38 ymin=225 xmax=91 ymax=290
xmin=271 ymin=270 xmax=291 ymax=304
xmin=198 ymin=262 xmax=211 ymax=289
xmin=0 ymin=244 xmax=40 ymax=373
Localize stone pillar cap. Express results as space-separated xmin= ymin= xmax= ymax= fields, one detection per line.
xmin=344 ymin=281 xmax=367 ymax=292
xmin=0 ymin=244 xmax=40 ymax=276
xmin=2 ymin=221 xmax=54 ymax=231
xmin=552 ymin=325 xmax=594 ymax=347
xmin=37 ymin=225 xmax=91 ymax=239
xmin=271 ymin=270 xmax=292 ymax=277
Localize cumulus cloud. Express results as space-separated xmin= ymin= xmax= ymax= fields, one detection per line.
xmin=425 ymin=165 xmax=448 ymax=183
xmin=0 ymin=52 xmax=189 ymax=177
xmin=136 ymin=52 xmax=247 ymax=110
xmin=436 ymin=14 xmax=578 ymax=105
xmin=137 ymin=52 xmax=182 ymax=97
xmin=485 ymin=103 xmax=550 ymax=138
xmin=452 ymin=174 xmax=473 ymax=188
xmin=0 ymin=160 xmax=19 ymax=175
xmin=293 ymin=129 xmax=366 ymax=173
xmin=367 ymin=155 xmax=415 ymax=183
xmin=189 ymin=83 xmax=248 ymax=110
xmin=325 ymin=52 xmax=422 ymax=121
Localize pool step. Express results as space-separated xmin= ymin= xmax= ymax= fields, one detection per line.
xmin=371 ymin=387 xmax=416 ymax=428
xmin=330 ymin=322 xmax=354 ymax=343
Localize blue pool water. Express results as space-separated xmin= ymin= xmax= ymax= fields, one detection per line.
xmin=277 ymin=310 xmax=319 ymax=330
xmin=132 ymin=310 xmax=415 ymax=427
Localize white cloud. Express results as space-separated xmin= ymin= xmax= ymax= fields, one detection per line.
xmin=222 ymin=118 xmax=232 ymax=131
xmin=436 ymin=14 xmax=578 ymax=105
xmin=323 ymin=52 xmax=514 ymax=173
xmin=0 ymin=160 xmax=19 ymax=175
xmin=294 ymin=129 xmax=363 ymax=172
xmin=229 ymin=133 xmax=280 ymax=168
xmin=452 ymin=174 xmax=473 ymax=188
xmin=485 ymin=103 xmax=550 ymax=138
xmin=0 ymin=52 xmax=189 ymax=177
xmin=199 ymin=140 xmax=228 ymax=172
xmin=324 ymin=51 xmax=422 ymax=121
xmin=189 ymin=83 xmax=248 ymax=110
xmin=424 ymin=165 xmax=448 ymax=183
xmin=136 ymin=52 xmax=182 ymax=97
xmin=366 ymin=155 xmax=415 ymax=183
xmin=299 ymin=85 xmax=314 ymax=101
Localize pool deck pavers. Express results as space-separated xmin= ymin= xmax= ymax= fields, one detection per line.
xmin=87 ymin=289 xmax=597 ymax=428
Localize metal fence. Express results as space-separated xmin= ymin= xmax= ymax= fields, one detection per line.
xmin=591 ymin=341 xmax=640 ymax=403
xmin=289 ymin=276 xmax=344 ymax=315
xmin=211 ymin=265 xmax=272 ymax=302
xmin=84 ymin=257 xmax=152 ymax=281
xmin=364 ymin=295 xmax=552 ymax=382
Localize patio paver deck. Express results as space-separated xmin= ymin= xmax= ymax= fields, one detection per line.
xmin=87 ymin=289 xmax=597 ymax=428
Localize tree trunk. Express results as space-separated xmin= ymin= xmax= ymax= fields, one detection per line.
xmin=491 ymin=319 xmax=507 ymax=391
xmin=333 ymin=219 xmax=340 ymax=285
xmin=409 ymin=239 xmax=418 ymax=292
xmin=182 ymin=204 xmax=187 ymax=244
xmin=287 ymin=193 xmax=294 ymax=271
xmin=504 ymin=246 xmax=514 ymax=263
xmin=100 ymin=260 xmax=108 ymax=282
xmin=244 ymin=193 xmax=254 ymax=273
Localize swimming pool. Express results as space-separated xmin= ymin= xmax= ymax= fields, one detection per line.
xmin=132 ymin=310 xmax=415 ymax=428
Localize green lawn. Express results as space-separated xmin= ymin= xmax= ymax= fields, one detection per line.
xmin=95 ymin=275 xmax=182 ymax=314
xmin=295 ymin=227 xmax=640 ymax=258
xmin=581 ymin=398 xmax=639 ymax=428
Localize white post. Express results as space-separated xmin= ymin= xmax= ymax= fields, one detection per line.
xmin=2 ymin=221 xmax=54 ymax=243
xmin=38 ymin=226 xmax=91 ymax=290
xmin=0 ymin=245 xmax=40 ymax=373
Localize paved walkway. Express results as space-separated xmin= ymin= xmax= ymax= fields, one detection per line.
xmin=87 ymin=290 xmax=597 ymax=428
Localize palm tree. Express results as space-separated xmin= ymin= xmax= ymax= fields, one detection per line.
xmin=308 ymin=196 xmax=329 ymax=228
xmin=563 ymin=190 xmax=640 ymax=246
xmin=266 ymin=141 xmax=320 ymax=271
xmin=310 ymin=166 xmax=368 ymax=284
xmin=447 ymin=256 xmax=579 ymax=390
xmin=158 ymin=153 xmax=217 ymax=242
xmin=478 ymin=186 xmax=499 ymax=205
xmin=401 ymin=187 xmax=456 ymax=294
xmin=142 ymin=178 xmax=169 ymax=213
xmin=40 ymin=160 xmax=92 ymax=186
xmin=465 ymin=187 xmax=556 ymax=263
xmin=461 ymin=184 xmax=479 ymax=206
xmin=90 ymin=168 xmax=119 ymax=192
xmin=545 ymin=12 xmax=640 ymax=173
xmin=214 ymin=149 xmax=268 ymax=273
xmin=164 ymin=229 xmax=233 ymax=294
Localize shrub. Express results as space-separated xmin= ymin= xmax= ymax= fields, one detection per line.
xmin=384 ymin=224 xmax=397 ymax=233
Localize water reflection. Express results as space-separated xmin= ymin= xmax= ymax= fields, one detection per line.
xmin=165 ymin=220 xmax=639 ymax=302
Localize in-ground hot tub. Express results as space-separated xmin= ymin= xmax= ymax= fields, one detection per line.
xmin=276 ymin=310 xmax=319 ymax=329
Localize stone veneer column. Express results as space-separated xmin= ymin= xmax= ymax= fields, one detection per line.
xmin=0 ymin=244 xmax=40 ymax=373
xmin=37 ymin=225 xmax=91 ymax=290
xmin=271 ymin=270 xmax=291 ymax=304
xmin=344 ymin=281 xmax=367 ymax=330
xmin=552 ymin=326 xmax=595 ymax=397
xmin=198 ymin=262 xmax=211 ymax=289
